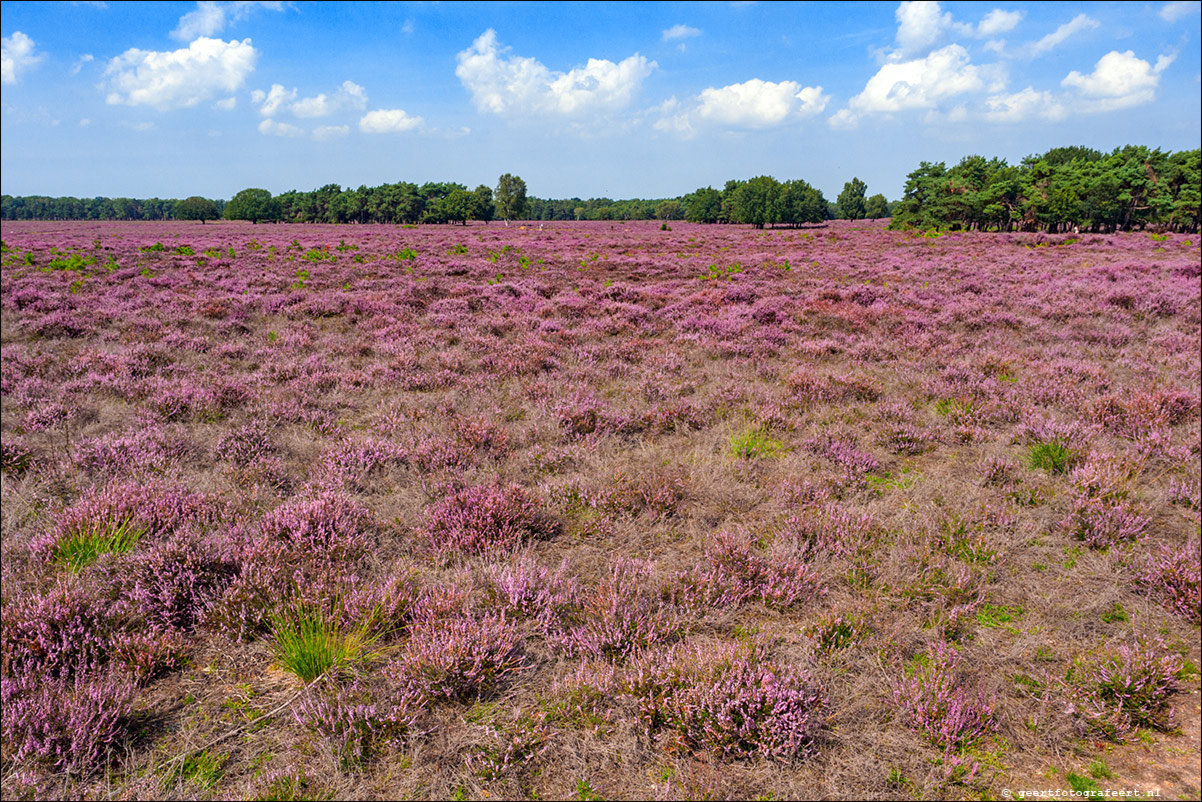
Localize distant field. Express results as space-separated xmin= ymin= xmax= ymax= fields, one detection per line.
xmin=2 ymin=219 xmax=1198 ymax=800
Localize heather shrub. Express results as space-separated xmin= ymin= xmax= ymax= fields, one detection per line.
xmin=259 ymin=491 xmax=373 ymax=558
xmin=1 ymin=437 xmax=35 ymax=474
xmin=892 ymin=642 xmax=997 ymax=750
xmin=390 ymin=613 xmax=524 ymax=702
xmin=293 ymin=679 xmax=423 ymax=767
xmin=0 ymin=670 xmax=137 ymax=774
xmin=625 ymin=638 xmax=826 ymax=761
xmin=805 ymin=434 xmax=880 ymax=479
xmin=557 ymin=559 xmax=683 ymax=661
xmin=467 ymin=710 xmax=554 ymax=781
xmin=483 ymin=552 xmax=579 ymax=628
xmin=212 ymin=418 xmax=275 ymax=466
xmin=1138 ymin=540 xmax=1201 ymax=623
xmin=1064 ymin=496 xmax=1151 ymax=549
xmin=2 ymin=582 xmax=112 ymax=680
xmin=114 ymin=538 xmax=238 ymax=633
xmin=1065 ymin=640 xmax=1183 ymax=742
xmin=422 ymin=482 xmax=557 ymax=560
xmin=679 ymin=530 xmax=822 ymax=610
xmin=779 ymin=503 xmax=879 ymax=560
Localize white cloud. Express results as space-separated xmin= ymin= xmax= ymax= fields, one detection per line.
xmin=1027 ymin=14 xmax=1098 ymax=57
xmin=213 ymin=96 xmax=237 ymax=110
xmin=697 ymin=79 xmax=827 ymax=126
xmin=975 ymin=9 xmax=1023 ymax=36
xmin=1159 ymin=1 xmax=1200 ymax=22
xmin=79 ymin=117 xmax=91 ymax=126
xmin=2 ymin=32 xmax=45 ymax=85
xmin=983 ymin=87 xmax=1066 ymax=122
xmin=120 ymin=120 xmax=155 ymax=132
xmin=291 ymin=80 xmax=367 ymax=118
xmin=653 ymin=78 xmax=827 ymax=136
xmin=849 ymin=44 xmax=991 ymax=114
xmin=312 ymin=124 xmax=349 ymax=141
xmin=827 ymin=107 xmax=859 ymax=130
xmin=104 ymin=37 xmax=257 ymax=110
xmin=251 ymin=83 xmax=295 ymax=115
xmin=71 ymin=53 xmax=95 ymax=76
xmin=359 ymin=108 xmax=424 ymax=133
xmin=455 ymin=29 xmax=656 ymax=119
xmin=1062 ymin=50 xmax=1174 ymax=111
xmin=172 ymin=1 xmax=286 ymax=42
xmin=662 ymin=24 xmax=701 ymax=42
xmin=257 ymin=117 xmax=303 ymax=137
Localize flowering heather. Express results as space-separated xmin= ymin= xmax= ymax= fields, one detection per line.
xmin=1 ymin=670 xmax=137 ymax=774
xmin=1138 ymin=540 xmax=1201 ymax=623
xmin=625 ymin=638 xmax=827 ymax=761
xmin=892 ymin=642 xmax=997 ymax=751
xmin=679 ymin=529 xmax=823 ymax=610
xmin=557 ymin=558 xmax=683 ymax=661
xmin=1065 ymin=640 xmax=1184 ymax=742
xmin=1 ymin=219 xmax=1198 ymax=799
xmin=422 ymin=482 xmax=557 ymax=560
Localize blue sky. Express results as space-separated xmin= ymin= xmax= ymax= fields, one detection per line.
xmin=2 ymin=1 xmax=1199 ymax=202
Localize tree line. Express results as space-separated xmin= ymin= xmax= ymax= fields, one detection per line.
xmin=890 ymin=145 xmax=1200 ymax=233
xmin=1 ymin=173 xmax=890 ymax=226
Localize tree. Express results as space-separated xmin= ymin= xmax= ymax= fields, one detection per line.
xmin=655 ymin=200 xmax=683 ymax=220
xmin=440 ymin=188 xmax=476 ymax=225
xmin=684 ymin=187 xmax=722 ymax=223
xmin=225 ymin=188 xmax=281 ymax=223
xmin=175 ymin=196 xmax=220 ymax=223
xmin=836 ymin=177 xmax=868 ymax=220
xmin=495 ymin=173 xmax=528 ymax=221
xmin=865 ymin=194 xmax=889 ymax=219
xmin=779 ymin=179 xmax=828 ymax=226
xmin=473 ymin=184 xmax=495 ymax=223
xmin=729 ymin=176 xmax=781 ymax=228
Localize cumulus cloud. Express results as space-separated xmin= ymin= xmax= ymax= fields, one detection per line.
xmin=213 ymin=96 xmax=237 ymax=110
xmin=1062 ymin=50 xmax=1174 ymax=111
xmin=359 ymin=108 xmax=424 ymax=133
xmin=257 ymin=117 xmax=303 ymax=137
xmin=2 ymin=31 xmax=45 ymax=85
xmin=249 ymin=83 xmax=293 ymax=115
xmin=290 ymin=80 xmax=367 ymax=118
xmin=853 ymin=44 xmax=992 ymax=113
xmin=455 ymin=29 xmax=655 ymax=119
xmin=662 ymin=24 xmax=701 ymax=42
xmin=1159 ymin=1 xmax=1200 ymax=22
xmin=172 ymin=1 xmax=286 ymax=42
xmin=653 ymin=79 xmax=827 ymax=136
xmin=885 ymin=2 xmax=1027 ymax=61
xmin=983 ymin=87 xmax=1066 ymax=122
xmin=104 ymin=37 xmax=257 ymax=110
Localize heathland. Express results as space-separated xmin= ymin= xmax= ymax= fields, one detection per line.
xmin=0 ymin=219 xmax=1198 ymax=800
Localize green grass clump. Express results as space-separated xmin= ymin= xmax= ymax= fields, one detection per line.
xmin=53 ymin=519 xmax=144 ymax=572
xmin=269 ymin=605 xmax=377 ymax=683
xmin=728 ymin=428 xmax=785 ymax=459
xmin=1066 ymin=772 xmax=1105 ymax=798
xmin=1027 ymin=440 xmax=1077 ymax=474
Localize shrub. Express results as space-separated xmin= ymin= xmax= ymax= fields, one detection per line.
xmin=2 ymin=583 xmax=112 ymax=680
xmin=625 ymin=638 xmax=826 ymax=761
xmin=1066 ymin=640 xmax=1182 ymax=742
xmin=115 ymin=539 xmax=238 ymax=633
xmin=556 ymin=559 xmax=682 ymax=662
xmin=293 ymin=680 xmax=422 ymax=766
xmin=808 ymin=614 xmax=869 ymax=657
xmin=680 ymin=530 xmax=822 ymax=610
xmin=1138 ymin=540 xmax=1200 ymax=624
xmin=892 ymin=641 xmax=996 ymax=750
xmin=391 ymin=613 xmax=524 ymax=702
xmin=1064 ymin=496 xmax=1150 ymax=549
xmin=260 ymin=492 xmax=373 ymax=558
xmin=0 ymin=670 xmax=137 ymax=774
xmin=422 ymin=483 xmax=557 ymax=560
xmin=483 ymin=552 xmax=579 ymax=628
